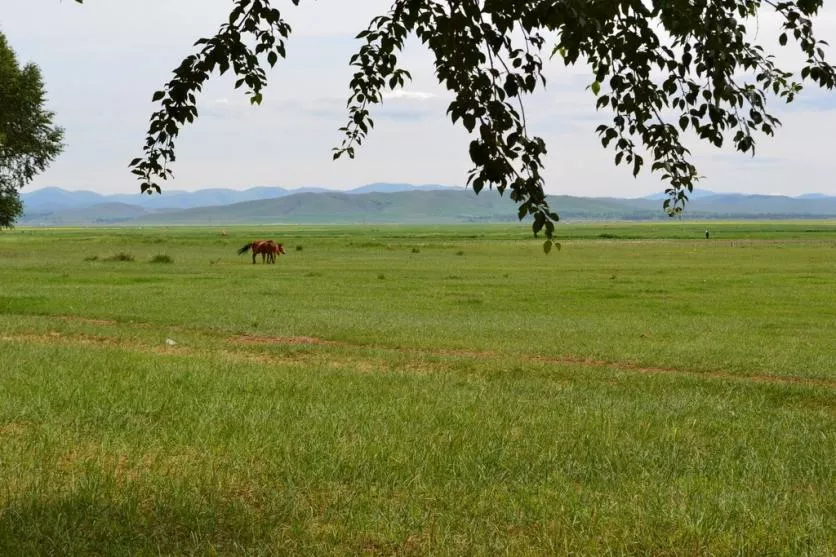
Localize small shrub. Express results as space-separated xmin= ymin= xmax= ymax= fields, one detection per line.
xmin=104 ymin=252 xmax=135 ymax=262
xmin=411 ymin=247 xmax=420 ymax=253
xmin=83 ymin=255 xmax=99 ymax=261
xmin=296 ymin=245 xmax=303 ymax=251
xmin=599 ymin=233 xmax=618 ymax=239
xmin=455 ymin=250 xmax=465 ymax=256
xmin=377 ymin=273 xmax=385 ymax=280
xmin=150 ymin=254 xmax=173 ymax=264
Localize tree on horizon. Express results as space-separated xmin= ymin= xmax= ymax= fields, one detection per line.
xmin=0 ymin=31 xmax=65 ymax=228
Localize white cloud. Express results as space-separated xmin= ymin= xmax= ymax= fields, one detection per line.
xmin=382 ymin=90 xmax=438 ymax=101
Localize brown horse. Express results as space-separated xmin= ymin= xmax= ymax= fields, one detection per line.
xmin=263 ymin=240 xmax=286 ymax=264
xmin=237 ymin=240 xmax=286 ymax=264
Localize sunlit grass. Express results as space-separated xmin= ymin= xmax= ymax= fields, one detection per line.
xmin=0 ymin=222 xmax=833 ymax=554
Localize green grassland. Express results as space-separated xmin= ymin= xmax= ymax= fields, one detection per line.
xmin=1 ymin=221 xmax=834 ymax=555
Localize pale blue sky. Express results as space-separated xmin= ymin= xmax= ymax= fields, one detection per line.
xmin=2 ymin=0 xmax=835 ymax=197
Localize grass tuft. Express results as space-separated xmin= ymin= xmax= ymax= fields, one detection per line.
xmin=104 ymin=252 xmax=135 ymax=262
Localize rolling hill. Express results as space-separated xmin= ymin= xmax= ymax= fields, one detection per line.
xmin=20 ymin=183 xmax=453 ymax=215
xmin=16 ymin=185 xmax=836 ymax=226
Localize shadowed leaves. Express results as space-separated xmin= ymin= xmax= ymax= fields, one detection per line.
xmin=71 ymin=1 xmax=836 ymax=250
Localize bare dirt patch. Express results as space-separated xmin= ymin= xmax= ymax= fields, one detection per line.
xmin=2 ymin=332 xmax=193 ymax=358
xmin=1 ymin=332 xmax=118 ymax=346
xmin=55 ymin=315 xmax=119 ymax=326
xmin=231 ymin=334 xmax=335 ymax=346
xmin=4 ymin=327 xmax=831 ymax=390
xmin=0 ymin=422 xmax=32 ymax=438
xmin=530 ymin=354 xmax=836 ymax=389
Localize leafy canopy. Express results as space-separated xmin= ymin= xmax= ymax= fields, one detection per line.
xmin=75 ymin=0 xmax=835 ymax=248
xmin=0 ymin=32 xmax=65 ymax=228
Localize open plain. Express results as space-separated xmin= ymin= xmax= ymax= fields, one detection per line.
xmin=1 ymin=222 xmax=834 ymax=555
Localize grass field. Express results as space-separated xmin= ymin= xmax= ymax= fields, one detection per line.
xmin=1 ymin=221 xmax=834 ymax=555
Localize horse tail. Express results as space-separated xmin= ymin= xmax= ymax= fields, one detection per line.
xmin=237 ymin=243 xmax=253 ymax=255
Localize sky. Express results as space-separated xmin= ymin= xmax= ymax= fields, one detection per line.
xmin=2 ymin=0 xmax=835 ymax=198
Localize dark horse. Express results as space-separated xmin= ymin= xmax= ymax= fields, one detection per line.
xmin=237 ymin=240 xmax=286 ymax=264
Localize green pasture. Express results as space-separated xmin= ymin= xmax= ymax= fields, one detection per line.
xmin=0 ymin=221 xmax=834 ymax=555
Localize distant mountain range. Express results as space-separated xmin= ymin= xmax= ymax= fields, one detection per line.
xmin=17 ymin=183 xmax=836 ymax=226
xmin=20 ymin=183 xmax=451 ymax=213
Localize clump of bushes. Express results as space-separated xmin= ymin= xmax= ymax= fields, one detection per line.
xmin=83 ymin=255 xmax=99 ymax=261
xmin=296 ymin=245 xmax=303 ymax=251
xmin=149 ymin=254 xmax=173 ymax=264
xmin=411 ymin=247 xmax=420 ymax=253
xmin=104 ymin=253 xmax=135 ymax=262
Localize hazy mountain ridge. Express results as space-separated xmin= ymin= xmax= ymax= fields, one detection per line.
xmin=21 ymin=183 xmax=453 ymax=214
xmin=17 ymin=185 xmax=836 ymax=226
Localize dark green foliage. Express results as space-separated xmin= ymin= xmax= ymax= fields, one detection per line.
xmin=71 ymin=1 xmax=835 ymax=250
xmin=149 ymin=254 xmax=173 ymax=264
xmin=104 ymin=253 xmax=135 ymax=262
xmin=0 ymin=32 xmax=64 ymax=228
xmin=0 ymin=190 xmax=23 ymax=228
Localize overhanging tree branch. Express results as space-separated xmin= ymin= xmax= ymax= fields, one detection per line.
xmin=70 ymin=0 xmax=835 ymax=249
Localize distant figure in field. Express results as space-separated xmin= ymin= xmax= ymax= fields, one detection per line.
xmin=705 ymin=229 xmax=710 ymax=239
xmin=237 ymin=240 xmax=286 ymax=264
